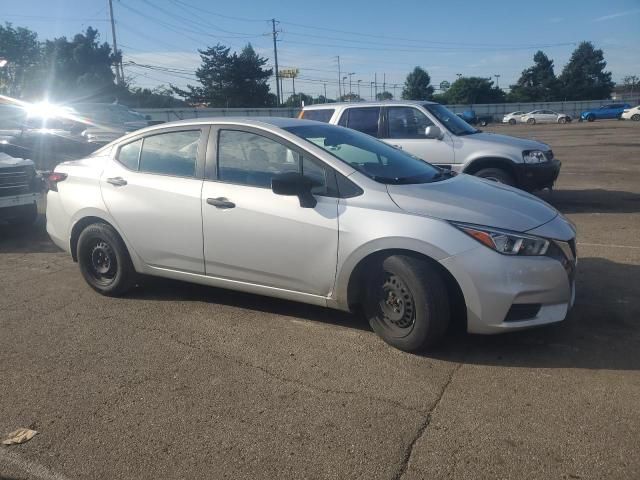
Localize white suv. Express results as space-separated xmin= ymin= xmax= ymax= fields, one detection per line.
xmin=300 ymin=101 xmax=561 ymax=191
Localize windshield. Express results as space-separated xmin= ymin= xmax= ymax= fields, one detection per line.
xmin=284 ymin=123 xmax=442 ymax=184
xmin=424 ymin=104 xmax=478 ymax=136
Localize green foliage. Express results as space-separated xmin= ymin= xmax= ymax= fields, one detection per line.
xmin=173 ymin=43 xmax=274 ymax=107
xmin=376 ymin=91 xmax=393 ymax=100
xmin=445 ymin=77 xmax=505 ymax=104
xmin=401 ymin=67 xmax=434 ymax=100
xmin=431 ymin=92 xmax=449 ymax=104
xmin=558 ymin=41 xmax=614 ymax=100
xmin=508 ymin=51 xmax=560 ymax=102
xmin=124 ymin=86 xmax=188 ymax=108
xmin=284 ymin=92 xmax=313 ymax=107
xmin=25 ymin=27 xmax=119 ymax=102
xmin=338 ymin=92 xmax=361 ymax=102
xmin=0 ymin=23 xmax=41 ymax=97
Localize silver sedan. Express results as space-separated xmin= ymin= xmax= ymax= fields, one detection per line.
xmin=46 ymin=118 xmax=577 ymax=352
xmin=521 ymin=109 xmax=572 ymax=125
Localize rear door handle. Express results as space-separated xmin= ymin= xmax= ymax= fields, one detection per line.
xmin=106 ymin=177 xmax=127 ymax=187
xmin=392 ymin=144 xmax=403 ymax=150
xmin=207 ymin=197 xmax=235 ymax=209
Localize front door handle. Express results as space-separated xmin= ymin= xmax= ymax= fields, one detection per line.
xmin=207 ymin=197 xmax=235 ymax=209
xmin=106 ymin=177 xmax=127 ymax=187
xmin=392 ymin=144 xmax=403 ymax=150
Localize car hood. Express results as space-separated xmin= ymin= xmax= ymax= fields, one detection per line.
xmin=464 ymin=131 xmax=549 ymax=151
xmin=386 ymin=173 xmax=558 ymax=232
xmin=0 ymin=151 xmax=34 ymax=168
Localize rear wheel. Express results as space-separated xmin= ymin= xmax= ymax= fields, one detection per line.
xmin=632 ymin=114 xmax=640 ymax=122
xmin=77 ymin=223 xmax=136 ymax=296
xmin=527 ymin=118 xmax=536 ymax=125
xmin=474 ymin=167 xmax=516 ymax=186
xmin=363 ymin=255 xmax=449 ymax=352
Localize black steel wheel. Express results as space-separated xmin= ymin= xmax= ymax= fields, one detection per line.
xmin=77 ymin=223 xmax=136 ymax=296
xmin=363 ymin=255 xmax=450 ymax=352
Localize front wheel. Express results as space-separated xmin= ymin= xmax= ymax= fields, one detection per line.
xmin=508 ymin=118 xmax=516 ymax=125
xmin=474 ymin=167 xmax=516 ymax=186
xmin=558 ymin=117 xmax=567 ymax=124
xmin=77 ymin=223 xmax=136 ymax=296
xmin=587 ymin=114 xmax=595 ymax=122
xmin=527 ymin=118 xmax=536 ymax=125
xmin=363 ymin=255 xmax=450 ymax=352
xmin=632 ymin=114 xmax=640 ymax=122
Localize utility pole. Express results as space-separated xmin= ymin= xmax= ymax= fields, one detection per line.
xmin=494 ymin=74 xmax=501 ymax=88
xmin=393 ymin=84 xmax=398 ymax=99
xmin=336 ymin=56 xmax=342 ymax=100
xmin=323 ymin=83 xmax=327 ymax=102
xmin=357 ymin=79 xmax=361 ymax=99
xmin=348 ymin=72 xmax=355 ymax=100
xmin=108 ymin=0 xmax=123 ymax=86
xmin=271 ymin=19 xmax=281 ymax=106
xmin=370 ymin=81 xmax=374 ymax=100
xmin=374 ymin=73 xmax=378 ymax=99
xmin=383 ymin=73 xmax=386 ymax=93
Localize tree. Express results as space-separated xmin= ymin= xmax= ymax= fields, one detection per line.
xmin=173 ymin=43 xmax=273 ymax=107
xmin=24 ymin=27 xmax=119 ymax=102
xmin=508 ymin=51 xmax=560 ymax=102
xmin=619 ymin=75 xmax=638 ymax=94
xmin=376 ymin=91 xmax=393 ymax=100
xmin=445 ymin=77 xmax=505 ymax=104
xmin=124 ymin=85 xmax=187 ymax=108
xmin=558 ymin=41 xmax=614 ymax=100
xmin=284 ymin=92 xmax=313 ymax=107
xmin=401 ymin=67 xmax=434 ymax=100
xmin=0 ymin=23 xmax=41 ymax=98
xmin=339 ymin=92 xmax=361 ymax=102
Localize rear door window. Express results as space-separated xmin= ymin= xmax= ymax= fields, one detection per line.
xmin=337 ymin=107 xmax=381 ymax=137
xmin=139 ymin=130 xmax=201 ymax=177
xmin=301 ymin=109 xmax=335 ymax=123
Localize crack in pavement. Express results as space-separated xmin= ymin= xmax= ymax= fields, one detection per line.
xmin=392 ymin=361 xmax=464 ymax=480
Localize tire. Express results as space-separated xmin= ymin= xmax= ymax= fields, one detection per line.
xmin=77 ymin=223 xmax=136 ymax=296
xmin=558 ymin=117 xmax=567 ymax=124
xmin=587 ymin=114 xmax=595 ymax=122
xmin=474 ymin=167 xmax=516 ymax=186
xmin=363 ymin=255 xmax=449 ymax=352
xmin=527 ymin=118 xmax=536 ymax=125
xmin=6 ymin=203 xmax=38 ymax=226
xmin=632 ymin=114 xmax=640 ymax=122
xmin=480 ymin=119 xmax=488 ymax=127
xmin=508 ymin=118 xmax=516 ymax=125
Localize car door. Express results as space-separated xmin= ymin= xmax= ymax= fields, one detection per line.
xmin=337 ymin=106 xmax=382 ymax=137
xmin=543 ymin=110 xmax=558 ymax=123
xmin=100 ymin=126 xmax=208 ymax=273
xmin=380 ymin=105 xmax=455 ymax=166
xmin=200 ymin=126 xmax=339 ymax=296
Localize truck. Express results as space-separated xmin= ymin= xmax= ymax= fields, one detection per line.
xmin=0 ymin=152 xmax=43 ymax=225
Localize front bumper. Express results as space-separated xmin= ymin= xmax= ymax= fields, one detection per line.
xmin=515 ymin=159 xmax=561 ymax=191
xmin=441 ymin=238 xmax=576 ymax=334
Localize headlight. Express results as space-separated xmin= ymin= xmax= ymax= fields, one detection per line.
xmin=452 ymin=222 xmax=550 ymax=256
xmin=523 ymin=150 xmax=548 ymax=164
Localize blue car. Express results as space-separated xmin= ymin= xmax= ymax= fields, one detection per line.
xmin=579 ymin=103 xmax=631 ymax=122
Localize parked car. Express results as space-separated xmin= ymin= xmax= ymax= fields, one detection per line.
xmin=621 ymin=105 xmax=640 ymax=121
xmin=70 ymin=103 xmax=151 ymax=145
xmin=520 ymin=110 xmax=571 ymax=125
xmin=579 ymin=103 xmax=631 ymax=122
xmin=502 ymin=111 xmax=525 ymax=125
xmin=300 ymin=101 xmax=561 ymax=191
xmin=456 ymin=109 xmax=493 ymax=127
xmin=46 ymin=117 xmax=577 ymax=352
xmin=0 ymin=152 xmax=43 ymax=225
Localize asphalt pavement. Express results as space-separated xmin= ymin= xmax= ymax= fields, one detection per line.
xmin=1 ymin=120 xmax=639 ymax=479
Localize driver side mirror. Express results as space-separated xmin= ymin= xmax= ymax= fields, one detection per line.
xmin=424 ymin=125 xmax=443 ymax=140
xmin=271 ymin=172 xmax=317 ymax=208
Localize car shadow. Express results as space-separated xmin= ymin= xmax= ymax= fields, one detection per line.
xmin=0 ymin=215 xmax=62 ymax=254
xmin=432 ymin=256 xmax=640 ymax=371
xmin=537 ymin=189 xmax=640 ymax=214
xmin=129 ymin=256 xmax=639 ymax=370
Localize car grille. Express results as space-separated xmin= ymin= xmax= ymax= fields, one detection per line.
xmin=0 ymin=166 xmax=33 ymax=197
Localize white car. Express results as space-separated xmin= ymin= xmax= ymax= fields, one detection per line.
xmin=46 ymin=117 xmax=577 ymax=352
xmin=621 ymin=105 xmax=640 ymax=121
xmin=502 ymin=111 xmax=525 ymax=125
xmin=520 ymin=110 xmax=571 ymax=125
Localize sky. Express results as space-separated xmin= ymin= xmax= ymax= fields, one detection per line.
xmin=4 ymin=0 xmax=640 ymax=100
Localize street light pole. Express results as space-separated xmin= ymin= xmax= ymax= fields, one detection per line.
xmin=348 ymin=72 xmax=355 ymax=101
xmin=342 ymin=76 xmax=347 ymax=100
xmin=494 ymin=74 xmax=501 ymax=88
xmin=357 ymin=79 xmax=361 ymax=99
xmin=335 ymin=56 xmax=342 ymax=100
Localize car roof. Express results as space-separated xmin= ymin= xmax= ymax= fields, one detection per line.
xmin=302 ymin=100 xmax=437 ymax=110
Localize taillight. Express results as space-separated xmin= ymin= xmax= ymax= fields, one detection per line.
xmin=47 ymin=172 xmax=67 ymax=191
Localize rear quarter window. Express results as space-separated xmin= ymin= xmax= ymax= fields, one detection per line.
xmin=301 ymin=109 xmax=335 ymax=123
